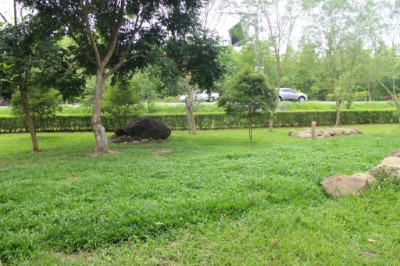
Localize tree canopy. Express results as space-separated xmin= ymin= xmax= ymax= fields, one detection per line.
xmin=19 ymin=0 xmax=206 ymax=154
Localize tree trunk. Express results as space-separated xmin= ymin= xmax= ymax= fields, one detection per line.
xmin=335 ymin=98 xmax=341 ymax=126
xmin=268 ymin=111 xmax=274 ymax=132
xmin=20 ymin=88 xmax=40 ymax=152
xmin=367 ymin=82 xmax=372 ymax=102
xmin=249 ymin=111 xmax=253 ymax=142
xmin=91 ymin=69 xmax=109 ymax=154
xmin=184 ymin=75 xmax=196 ymax=135
xmin=269 ymin=55 xmax=282 ymax=132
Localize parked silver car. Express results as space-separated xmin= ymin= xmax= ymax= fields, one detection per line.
xmin=178 ymin=90 xmax=220 ymax=102
xmin=278 ymin=88 xmax=308 ymax=102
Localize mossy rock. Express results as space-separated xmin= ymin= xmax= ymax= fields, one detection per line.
xmin=370 ymin=157 xmax=400 ymax=183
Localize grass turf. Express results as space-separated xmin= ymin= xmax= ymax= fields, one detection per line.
xmin=0 ymin=124 xmax=399 ymax=265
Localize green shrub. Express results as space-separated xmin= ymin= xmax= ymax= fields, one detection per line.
xmin=0 ymin=110 xmax=397 ymax=133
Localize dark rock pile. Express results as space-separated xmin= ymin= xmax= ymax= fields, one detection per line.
xmin=110 ymin=117 xmax=171 ymax=144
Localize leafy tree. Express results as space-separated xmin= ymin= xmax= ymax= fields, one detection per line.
xmin=20 ymin=0 xmax=204 ymax=154
xmin=305 ymin=0 xmax=366 ymax=125
xmin=103 ymin=80 xmax=142 ymax=127
xmin=0 ymin=16 xmax=84 ymax=152
xmin=135 ymin=71 xmax=161 ymax=113
xmin=145 ymin=58 xmax=185 ymax=98
xmin=373 ymin=0 xmax=400 ymax=109
xmin=11 ymin=86 xmax=62 ymax=123
xmin=166 ymin=33 xmax=225 ymax=134
xmin=257 ymin=0 xmax=299 ymax=130
xmin=219 ymin=67 xmax=277 ymax=142
xmin=0 ymin=63 xmax=16 ymax=100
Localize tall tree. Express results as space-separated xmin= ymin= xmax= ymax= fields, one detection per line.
xmin=21 ymin=0 xmax=203 ymax=154
xmin=305 ymin=0 xmax=365 ymax=125
xmin=242 ymin=0 xmax=299 ymax=130
xmin=0 ymin=15 xmax=84 ymax=152
xmin=374 ymin=0 xmax=400 ymax=109
xmin=219 ymin=66 xmax=277 ymax=142
xmin=166 ymin=33 xmax=224 ymax=135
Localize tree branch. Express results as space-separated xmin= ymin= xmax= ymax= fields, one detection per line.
xmin=102 ymin=0 xmax=126 ymax=66
xmin=82 ymin=0 xmax=101 ymax=66
xmin=378 ymin=80 xmax=395 ymax=97
xmin=70 ymin=34 xmax=97 ymax=65
xmin=0 ymin=12 xmax=8 ymax=23
xmin=105 ymin=14 xmax=145 ymax=78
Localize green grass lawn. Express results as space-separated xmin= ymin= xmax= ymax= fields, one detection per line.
xmin=1 ymin=125 xmax=400 ymax=265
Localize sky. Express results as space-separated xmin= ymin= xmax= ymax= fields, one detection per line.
xmin=0 ymin=0 xmax=14 ymax=24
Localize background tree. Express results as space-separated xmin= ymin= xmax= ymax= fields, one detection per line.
xmin=219 ymin=66 xmax=277 ymax=142
xmin=166 ymin=33 xmax=225 ymax=135
xmin=304 ymin=0 xmax=366 ymax=125
xmin=11 ymin=87 xmax=62 ymax=124
xmin=135 ymin=71 xmax=161 ymax=113
xmin=257 ymin=0 xmax=299 ymax=130
xmin=21 ymin=0 xmax=204 ymax=154
xmin=374 ymin=0 xmax=400 ymax=109
xmin=102 ymin=79 xmax=142 ymax=127
xmin=0 ymin=63 xmax=16 ymax=100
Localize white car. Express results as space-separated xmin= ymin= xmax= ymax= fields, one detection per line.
xmin=178 ymin=90 xmax=220 ymax=102
xmin=278 ymin=88 xmax=308 ymax=102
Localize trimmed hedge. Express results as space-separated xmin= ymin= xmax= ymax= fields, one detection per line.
xmin=0 ymin=110 xmax=397 ymax=133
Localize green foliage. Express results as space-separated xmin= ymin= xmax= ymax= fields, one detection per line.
xmin=219 ymin=67 xmax=277 ymax=140
xmin=1 ymin=109 xmax=397 ymax=133
xmin=220 ymin=68 xmax=277 ymax=115
xmin=134 ymin=71 xmax=161 ymax=113
xmin=103 ymin=80 xmax=143 ymax=127
xmin=166 ymin=33 xmax=225 ymax=91
xmin=11 ymin=87 xmax=62 ymax=123
xmin=0 ymin=125 xmax=399 ymax=264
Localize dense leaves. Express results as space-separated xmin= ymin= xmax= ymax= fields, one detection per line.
xmin=165 ymin=33 xmax=225 ymax=91
xmin=219 ymin=67 xmax=277 ymax=141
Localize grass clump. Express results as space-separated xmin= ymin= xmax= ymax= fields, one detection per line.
xmin=0 ymin=124 xmax=399 ymax=264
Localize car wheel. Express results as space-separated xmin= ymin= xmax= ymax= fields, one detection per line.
xmin=276 ymin=96 xmax=282 ymax=102
xmin=298 ymin=96 xmax=305 ymax=102
xmin=208 ymin=97 xmax=214 ymax=102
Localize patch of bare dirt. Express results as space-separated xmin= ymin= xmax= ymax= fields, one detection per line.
xmin=60 ymin=251 xmax=94 ymax=264
xmin=91 ymin=149 xmax=121 ymax=157
xmin=65 ymin=176 xmax=80 ymax=182
xmin=153 ymin=148 xmax=174 ymax=158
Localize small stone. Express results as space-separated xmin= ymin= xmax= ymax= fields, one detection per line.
xmin=140 ymin=139 xmax=150 ymax=144
xmin=322 ymin=131 xmax=332 ymax=138
xmin=344 ymin=129 xmax=351 ymax=135
xmin=288 ymin=130 xmax=298 ymax=137
xmin=332 ymin=128 xmax=345 ymax=135
xmin=298 ymin=131 xmax=312 ymax=138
